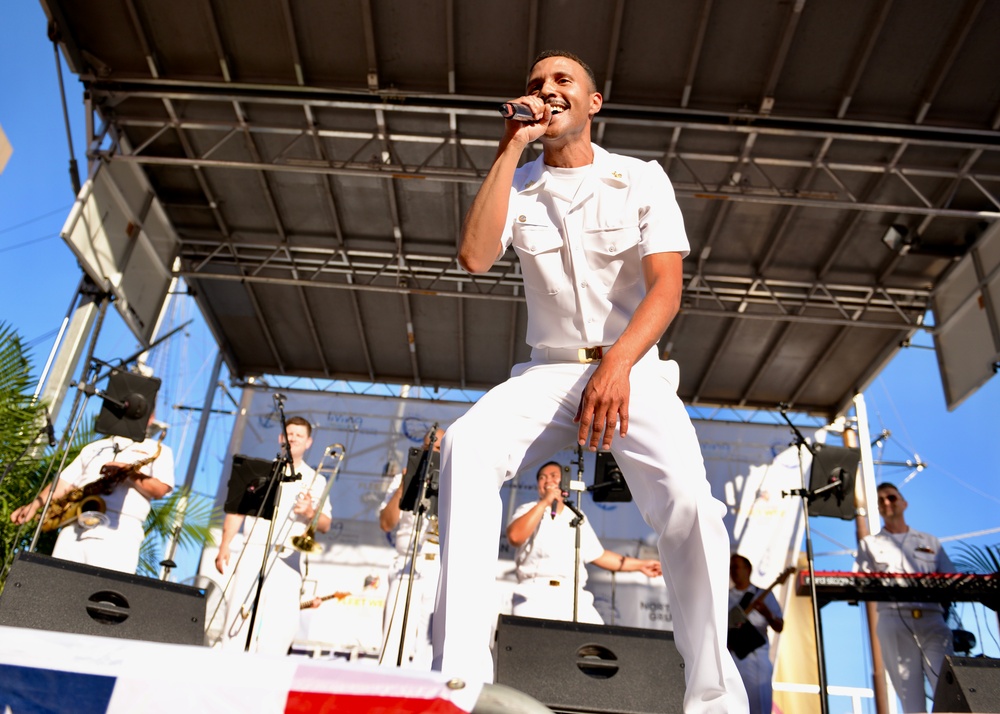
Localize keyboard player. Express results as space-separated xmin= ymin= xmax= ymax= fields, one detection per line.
xmin=855 ymin=482 xmax=955 ymax=714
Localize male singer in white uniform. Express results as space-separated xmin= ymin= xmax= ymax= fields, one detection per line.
xmin=507 ymin=461 xmax=661 ymax=623
xmin=11 ymin=414 xmax=173 ymax=574
xmin=215 ymin=416 xmax=332 ymax=654
xmin=856 ymin=482 xmax=955 ymax=713
xmin=432 ymin=50 xmax=747 ymax=713
xmin=377 ymin=428 xmax=444 ymax=668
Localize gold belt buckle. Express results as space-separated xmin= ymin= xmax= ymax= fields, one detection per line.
xmin=549 ymin=580 xmax=561 ymax=587
xmin=577 ymin=346 xmax=604 ymax=363
xmin=424 ymin=553 xmax=436 ymax=561
xmin=911 ymin=609 xmax=922 ymax=619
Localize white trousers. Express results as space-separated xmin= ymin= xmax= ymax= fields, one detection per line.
xmin=381 ymin=553 xmax=440 ymax=669
xmin=733 ymin=643 xmax=773 ymax=714
xmin=877 ymin=608 xmax=953 ymax=713
xmin=432 ymin=353 xmax=748 ymax=714
xmin=220 ymin=546 xmax=304 ymax=655
xmin=53 ymin=515 xmax=144 ymax=574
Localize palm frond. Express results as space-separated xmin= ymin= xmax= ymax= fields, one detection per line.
xmin=0 ymin=322 xmax=94 ymax=583
xmin=138 ymin=486 xmax=222 ymax=577
xmin=950 ymin=541 xmax=1000 ymax=574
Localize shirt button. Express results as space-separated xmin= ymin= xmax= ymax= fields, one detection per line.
xmin=609 ymin=245 xmax=616 ymax=253
xmin=580 ymin=282 xmax=588 ymax=288
xmin=529 ymin=244 xmax=536 ymax=251
xmin=518 ymin=215 xmax=527 ymax=222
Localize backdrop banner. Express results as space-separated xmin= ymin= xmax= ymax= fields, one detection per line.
xmin=199 ymin=387 xmax=813 ymax=652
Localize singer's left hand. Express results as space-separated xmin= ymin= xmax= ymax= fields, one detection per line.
xmin=575 ymin=351 xmax=631 ymax=451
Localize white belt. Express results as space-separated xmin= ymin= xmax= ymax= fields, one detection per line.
xmin=531 ymin=346 xmax=609 ymax=363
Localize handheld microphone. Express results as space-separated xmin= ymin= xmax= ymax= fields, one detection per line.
xmin=498 ymin=103 xmax=536 ymax=122
xmin=551 ymin=466 xmax=571 ymax=519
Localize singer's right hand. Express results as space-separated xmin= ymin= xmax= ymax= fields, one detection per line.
xmin=502 ymin=95 xmax=552 ymax=144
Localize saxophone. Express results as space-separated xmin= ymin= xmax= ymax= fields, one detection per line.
xmin=41 ymin=432 xmax=166 ymax=532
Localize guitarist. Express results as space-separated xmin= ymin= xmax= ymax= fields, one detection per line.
xmin=728 ymin=553 xmax=785 ymax=714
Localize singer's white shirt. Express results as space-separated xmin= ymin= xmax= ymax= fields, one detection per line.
xmin=500 ymin=144 xmax=690 ymax=350
xmin=510 ymin=500 xmax=603 ymax=585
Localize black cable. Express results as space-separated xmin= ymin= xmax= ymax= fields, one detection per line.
xmin=51 ymin=35 xmax=81 ymax=195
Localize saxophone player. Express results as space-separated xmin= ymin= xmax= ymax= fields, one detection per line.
xmin=10 ymin=412 xmax=174 ymax=574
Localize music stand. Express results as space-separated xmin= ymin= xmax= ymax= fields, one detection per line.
xmin=224 ymin=454 xmax=279 ymax=520
xmin=807 ymin=443 xmax=861 ymax=520
xmin=399 ymin=447 xmax=440 ymax=518
xmin=592 ymin=451 xmax=632 ymax=503
xmin=389 ymin=438 xmax=440 ymax=666
xmin=95 ymin=369 xmax=160 ymax=442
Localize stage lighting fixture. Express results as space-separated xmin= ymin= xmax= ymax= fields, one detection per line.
xmin=881 ymin=224 xmax=913 ymax=253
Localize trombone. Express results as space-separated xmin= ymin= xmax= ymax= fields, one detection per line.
xmin=291 ymin=443 xmax=345 ymax=554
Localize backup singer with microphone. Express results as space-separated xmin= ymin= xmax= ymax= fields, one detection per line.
xmin=505 ymin=461 xmax=661 ymax=624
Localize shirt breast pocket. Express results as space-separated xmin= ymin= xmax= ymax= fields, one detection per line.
xmin=512 ymin=224 xmax=567 ymax=295
xmin=582 ymin=224 xmax=642 ymax=294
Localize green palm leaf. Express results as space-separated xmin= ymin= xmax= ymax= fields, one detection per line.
xmin=951 ymin=541 xmax=1000 ymax=574
xmin=138 ymin=486 xmax=221 ymax=578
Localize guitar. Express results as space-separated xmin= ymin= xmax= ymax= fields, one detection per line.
xmin=299 ymin=591 xmax=351 ymax=610
xmin=727 ymin=565 xmax=795 ymax=659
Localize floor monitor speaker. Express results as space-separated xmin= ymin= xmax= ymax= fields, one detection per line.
xmin=494 ymin=614 xmax=685 ymax=714
xmin=0 ymin=551 xmax=206 ymax=646
xmin=932 ymin=655 xmax=1000 ymax=712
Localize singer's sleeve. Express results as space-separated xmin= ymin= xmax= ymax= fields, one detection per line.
xmin=499 ymin=183 xmax=519 ymax=256
xmin=509 ymin=501 xmax=535 ymax=526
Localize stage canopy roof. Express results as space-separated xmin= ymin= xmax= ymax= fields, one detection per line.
xmin=41 ymin=0 xmax=1000 ymax=419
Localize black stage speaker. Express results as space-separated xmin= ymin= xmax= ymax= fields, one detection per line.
xmin=0 ymin=552 xmax=206 ymax=646
xmin=932 ymin=656 xmax=1000 ymax=712
xmin=494 ymin=615 xmax=685 ymax=714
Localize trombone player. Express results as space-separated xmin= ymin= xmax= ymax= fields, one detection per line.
xmin=215 ymin=415 xmax=332 ymax=654
xmin=10 ymin=411 xmax=173 ymax=574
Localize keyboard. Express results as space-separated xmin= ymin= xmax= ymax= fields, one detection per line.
xmin=795 ymin=571 xmax=1000 ymax=611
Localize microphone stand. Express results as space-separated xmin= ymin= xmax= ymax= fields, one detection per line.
xmin=394 ymin=424 xmax=439 ymax=667
xmin=242 ymin=392 xmax=300 ymax=652
xmin=777 ymin=405 xmax=831 ymax=714
xmin=566 ymin=445 xmax=588 ymax=623
xmin=27 ymin=361 xmax=102 ymax=553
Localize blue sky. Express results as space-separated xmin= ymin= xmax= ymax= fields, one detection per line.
xmin=3 ymin=3 xmax=998 ymax=709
